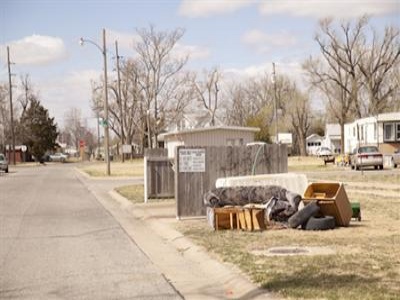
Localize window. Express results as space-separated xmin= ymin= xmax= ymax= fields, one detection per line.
xmin=360 ymin=125 xmax=364 ymax=140
xmin=397 ymin=123 xmax=400 ymax=140
xmin=384 ymin=123 xmax=395 ymax=141
xmin=374 ymin=123 xmax=377 ymax=140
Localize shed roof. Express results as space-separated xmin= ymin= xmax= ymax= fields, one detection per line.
xmin=159 ymin=126 xmax=260 ymax=138
xmin=306 ymin=134 xmax=323 ymax=141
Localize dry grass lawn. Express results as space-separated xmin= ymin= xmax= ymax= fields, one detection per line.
xmin=115 ymin=184 xmax=145 ymax=203
xmin=112 ymin=155 xmax=399 ymax=299
xmin=177 ymin=191 xmax=399 ymax=299
xmin=79 ymin=159 xmax=144 ymax=177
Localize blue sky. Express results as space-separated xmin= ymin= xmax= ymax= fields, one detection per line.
xmin=1 ymin=0 xmax=399 ymax=128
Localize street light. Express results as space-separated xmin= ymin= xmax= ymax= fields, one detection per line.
xmin=80 ymin=29 xmax=111 ymax=175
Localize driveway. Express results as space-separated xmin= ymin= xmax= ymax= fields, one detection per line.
xmin=0 ymin=164 xmax=180 ymax=299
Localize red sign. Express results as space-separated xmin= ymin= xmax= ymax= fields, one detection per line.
xmin=79 ymin=140 xmax=85 ymax=148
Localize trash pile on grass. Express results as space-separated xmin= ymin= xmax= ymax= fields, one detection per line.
xmin=204 ymin=183 xmax=356 ymax=231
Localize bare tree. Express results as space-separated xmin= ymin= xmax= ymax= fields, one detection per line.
xmin=286 ymin=88 xmax=312 ymax=156
xmin=224 ymin=84 xmax=250 ymax=126
xmin=18 ymin=74 xmax=36 ymax=115
xmin=392 ymin=64 xmax=400 ymax=111
xmin=134 ymin=25 xmax=189 ymax=148
xmin=103 ymin=59 xmax=148 ymax=150
xmin=0 ymin=84 xmax=9 ymax=151
xmin=303 ymin=17 xmax=368 ymax=152
xmin=191 ymin=68 xmax=221 ymax=126
xmin=223 ymin=75 xmax=275 ymax=142
xmin=304 ymin=16 xmax=399 ymax=152
xmin=63 ymin=107 xmax=86 ymax=151
xmin=359 ymin=25 xmax=400 ymax=115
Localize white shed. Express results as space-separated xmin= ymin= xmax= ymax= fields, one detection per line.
xmin=159 ymin=126 xmax=260 ymax=158
xmin=306 ymin=134 xmax=323 ymax=155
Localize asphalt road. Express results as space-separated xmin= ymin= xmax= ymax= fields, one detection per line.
xmin=0 ymin=164 xmax=180 ymax=299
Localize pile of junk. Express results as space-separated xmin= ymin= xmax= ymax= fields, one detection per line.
xmin=204 ymin=182 xmax=359 ymax=231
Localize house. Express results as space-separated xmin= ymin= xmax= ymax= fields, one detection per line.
xmin=5 ymin=145 xmax=27 ymax=163
xmin=306 ymin=134 xmax=323 ymax=155
xmin=322 ymin=124 xmax=342 ymax=154
xmin=159 ymin=126 xmax=260 ymax=158
xmin=167 ymin=111 xmax=223 ymax=132
xmin=344 ymin=112 xmax=400 ymax=154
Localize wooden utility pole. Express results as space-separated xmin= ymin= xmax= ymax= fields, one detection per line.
xmin=272 ymin=62 xmax=278 ymax=143
xmin=7 ymin=46 xmax=15 ymax=165
xmin=102 ymin=29 xmax=111 ymax=175
xmin=115 ymin=40 xmax=125 ymax=162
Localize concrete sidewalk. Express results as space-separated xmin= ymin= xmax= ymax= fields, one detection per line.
xmin=78 ymin=170 xmax=279 ymax=299
xmin=110 ymin=193 xmax=279 ymax=300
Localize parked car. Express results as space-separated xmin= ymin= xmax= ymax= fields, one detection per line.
xmin=392 ymin=149 xmax=400 ymax=168
xmin=49 ymin=153 xmax=68 ymax=163
xmin=316 ymin=147 xmax=333 ymax=157
xmin=0 ymin=153 xmax=9 ymax=173
xmin=350 ymin=146 xmax=383 ymax=170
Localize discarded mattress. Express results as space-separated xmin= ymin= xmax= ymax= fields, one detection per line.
xmin=203 ymin=185 xmax=302 ymax=223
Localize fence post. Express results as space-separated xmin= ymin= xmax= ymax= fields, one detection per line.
xmin=144 ymin=155 xmax=148 ymax=203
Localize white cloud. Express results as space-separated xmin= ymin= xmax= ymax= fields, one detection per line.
xmin=259 ymin=0 xmax=398 ymax=19
xmin=179 ymin=0 xmax=255 ymax=17
xmin=224 ymin=60 xmax=305 ymax=87
xmin=242 ymin=29 xmax=297 ymax=53
xmin=38 ymin=69 xmax=101 ymax=128
xmin=174 ymin=43 xmax=211 ymax=60
xmin=106 ymin=29 xmax=140 ymax=52
xmin=0 ymin=35 xmax=67 ymax=65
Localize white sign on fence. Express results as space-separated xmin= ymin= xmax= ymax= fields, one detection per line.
xmin=122 ymin=144 xmax=132 ymax=154
xmin=179 ymin=148 xmax=206 ymax=173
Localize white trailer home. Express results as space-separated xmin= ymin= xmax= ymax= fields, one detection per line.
xmin=344 ymin=112 xmax=400 ymax=154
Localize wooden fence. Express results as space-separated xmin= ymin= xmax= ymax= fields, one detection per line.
xmin=144 ymin=149 xmax=175 ymax=202
xmin=175 ymin=144 xmax=287 ymax=218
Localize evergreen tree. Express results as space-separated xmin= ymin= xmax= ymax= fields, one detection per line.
xmin=18 ymin=99 xmax=58 ymax=161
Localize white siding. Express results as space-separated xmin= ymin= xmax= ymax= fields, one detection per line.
xmin=306 ymin=134 xmax=323 ymax=155
xmin=183 ymin=129 xmax=251 ymax=146
xmin=164 ymin=128 xmax=257 ymax=158
xmin=344 ymin=113 xmax=400 ymax=153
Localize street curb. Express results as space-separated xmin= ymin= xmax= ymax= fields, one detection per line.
xmin=107 ymin=189 xmax=279 ymax=300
